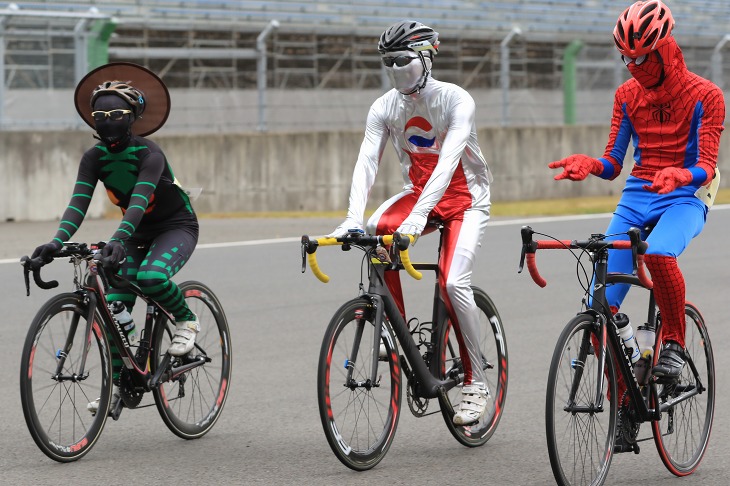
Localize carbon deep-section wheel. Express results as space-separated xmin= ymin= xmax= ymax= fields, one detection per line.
xmin=317 ymin=298 xmax=401 ymax=470
xmin=20 ymin=293 xmax=113 ymax=462
xmin=152 ymin=281 xmax=232 ymax=439
xmin=438 ymin=287 xmax=508 ymax=447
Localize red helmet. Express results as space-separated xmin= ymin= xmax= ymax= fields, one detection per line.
xmin=613 ymin=1 xmax=674 ymax=57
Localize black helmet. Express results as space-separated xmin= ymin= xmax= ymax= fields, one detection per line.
xmin=378 ymin=20 xmax=439 ymax=56
xmin=91 ymin=81 xmax=146 ymax=117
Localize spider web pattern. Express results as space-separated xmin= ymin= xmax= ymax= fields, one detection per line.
xmin=601 ymin=44 xmax=725 ymax=184
xmin=645 ymin=254 xmax=687 ymax=347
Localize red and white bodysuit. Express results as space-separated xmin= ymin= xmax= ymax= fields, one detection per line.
xmin=340 ymin=77 xmax=492 ymax=386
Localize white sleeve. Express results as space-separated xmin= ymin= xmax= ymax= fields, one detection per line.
xmin=409 ymin=90 xmax=475 ymax=220
xmin=344 ymin=101 xmax=389 ymax=226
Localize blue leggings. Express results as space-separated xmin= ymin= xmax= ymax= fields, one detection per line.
xmin=603 ymin=176 xmax=707 ymax=309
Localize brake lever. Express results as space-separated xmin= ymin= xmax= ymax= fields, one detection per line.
xmin=300 ymin=237 xmax=307 ymax=273
xmin=301 ymin=235 xmax=318 ymax=273
xmin=518 ymin=226 xmax=535 ymax=273
xmin=518 ymin=246 xmax=526 ymax=273
xmin=627 ymin=227 xmax=641 ymax=274
xmin=20 ymin=256 xmax=31 ymax=296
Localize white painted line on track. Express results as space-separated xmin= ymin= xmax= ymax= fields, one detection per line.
xmin=197 ymin=237 xmax=302 ymax=249
xmin=2 ymin=204 xmax=728 ymax=265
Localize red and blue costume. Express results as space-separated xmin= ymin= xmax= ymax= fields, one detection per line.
xmin=550 ymin=10 xmax=724 ymax=380
xmin=596 ymin=36 xmax=724 ymax=348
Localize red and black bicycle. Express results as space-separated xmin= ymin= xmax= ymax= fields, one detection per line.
xmin=19 ymin=241 xmax=232 ymax=462
xmin=520 ymin=226 xmax=714 ymax=486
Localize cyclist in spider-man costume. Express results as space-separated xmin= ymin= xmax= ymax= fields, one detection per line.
xmin=328 ymin=20 xmax=493 ymax=426
xmin=549 ymin=1 xmax=724 ymax=384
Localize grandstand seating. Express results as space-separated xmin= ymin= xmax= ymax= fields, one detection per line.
xmin=0 ymin=0 xmax=726 ymax=110
xmin=2 ymin=1 xmax=728 ymax=42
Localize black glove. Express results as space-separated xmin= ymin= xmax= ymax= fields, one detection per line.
xmin=101 ymin=240 xmax=126 ymax=268
xmin=31 ymin=241 xmax=61 ymax=264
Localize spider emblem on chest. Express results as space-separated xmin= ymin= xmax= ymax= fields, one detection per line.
xmin=651 ymin=102 xmax=671 ymax=124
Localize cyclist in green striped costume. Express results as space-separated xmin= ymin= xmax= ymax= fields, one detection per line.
xmin=31 ymin=65 xmax=200 ymax=407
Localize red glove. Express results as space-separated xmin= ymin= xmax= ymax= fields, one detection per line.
xmin=548 ymin=154 xmax=603 ymax=181
xmin=642 ymin=167 xmax=693 ymax=194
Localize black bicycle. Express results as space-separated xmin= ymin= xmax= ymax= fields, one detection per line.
xmin=301 ymin=229 xmax=508 ymax=471
xmin=519 ymin=226 xmax=714 ymax=486
xmin=19 ymin=242 xmax=232 ymax=462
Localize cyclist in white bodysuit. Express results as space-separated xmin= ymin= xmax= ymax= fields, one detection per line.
xmin=329 ymin=20 xmax=493 ymax=426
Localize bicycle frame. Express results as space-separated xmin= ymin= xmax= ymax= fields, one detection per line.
xmin=528 ymin=230 xmax=707 ymax=426
xmin=358 ymin=257 xmax=458 ymax=401
xmin=40 ymin=249 xmax=207 ymax=393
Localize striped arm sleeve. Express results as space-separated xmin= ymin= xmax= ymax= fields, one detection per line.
xmin=51 ymin=158 xmax=97 ymax=246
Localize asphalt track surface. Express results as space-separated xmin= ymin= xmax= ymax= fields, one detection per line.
xmin=1 ymin=208 xmax=728 ymax=485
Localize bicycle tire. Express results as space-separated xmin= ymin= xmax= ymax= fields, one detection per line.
xmin=19 ymin=292 xmax=113 ymax=462
xmin=151 ymin=281 xmax=232 ymax=439
xmin=438 ymin=287 xmax=508 ymax=447
xmin=652 ymin=302 xmax=715 ymax=476
xmin=317 ymin=298 xmax=401 ymax=471
xmin=546 ymin=314 xmax=617 ymax=486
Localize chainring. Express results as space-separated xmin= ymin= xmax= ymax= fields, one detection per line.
xmin=407 ymin=379 xmax=429 ymax=417
xmin=118 ymin=368 xmax=145 ymax=408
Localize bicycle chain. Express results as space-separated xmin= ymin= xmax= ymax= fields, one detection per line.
xmin=617 ymin=390 xmax=641 ymax=444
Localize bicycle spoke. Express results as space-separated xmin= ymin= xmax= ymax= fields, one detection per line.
xmin=317 ymin=300 xmax=400 ymax=470
xmin=439 ymin=289 xmax=507 ymax=446
xmin=21 ymin=294 xmax=112 ymax=462
xmin=652 ymin=303 xmax=714 ymax=476
xmin=547 ymin=315 xmax=614 ymax=486
xmin=151 ymin=281 xmax=231 ymax=439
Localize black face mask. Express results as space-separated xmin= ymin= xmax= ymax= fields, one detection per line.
xmin=96 ymin=122 xmax=131 ymax=149
xmin=92 ymin=95 xmax=135 ymax=151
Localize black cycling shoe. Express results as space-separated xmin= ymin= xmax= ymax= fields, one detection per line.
xmin=652 ymin=341 xmax=685 ymax=382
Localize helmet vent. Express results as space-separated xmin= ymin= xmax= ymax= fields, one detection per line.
xmin=642 ymin=30 xmax=658 ymax=48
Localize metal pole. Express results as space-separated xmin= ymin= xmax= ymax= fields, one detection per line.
xmin=563 ymin=40 xmax=584 ymax=125
xmin=0 ymin=16 xmax=6 ymax=128
xmin=711 ymin=34 xmax=730 ymax=90
xmin=257 ymin=20 xmax=279 ymax=132
xmin=74 ymin=18 xmax=90 ymax=84
xmin=500 ymin=26 xmax=521 ymax=127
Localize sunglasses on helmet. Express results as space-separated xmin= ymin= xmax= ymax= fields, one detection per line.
xmin=621 ymin=54 xmax=647 ymax=66
xmin=91 ymin=109 xmax=133 ymax=122
xmin=382 ymin=55 xmax=418 ymax=67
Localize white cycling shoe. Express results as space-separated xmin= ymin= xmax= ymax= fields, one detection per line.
xmin=87 ymin=397 xmax=101 ymax=416
xmin=453 ymin=383 xmax=489 ymax=426
xmin=168 ymin=314 xmax=200 ymax=356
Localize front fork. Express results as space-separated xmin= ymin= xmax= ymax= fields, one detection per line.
xmin=52 ymin=292 xmax=97 ymax=382
xmin=342 ymin=304 xmax=386 ymax=390
xmin=565 ymin=313 xmax=608 ymax=414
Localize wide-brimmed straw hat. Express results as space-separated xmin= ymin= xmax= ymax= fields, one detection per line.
xmin=74 ymin=61 xmax=170 ymax=137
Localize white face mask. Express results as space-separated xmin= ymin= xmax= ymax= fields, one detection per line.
xmin=383 ymin=52 xmax=431 ymax=94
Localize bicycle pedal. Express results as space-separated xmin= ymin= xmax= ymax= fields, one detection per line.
xmin=109 ymin=393 xmax=124 ymax=421
xmin=613 ymin=440 xmax=640 ymax=454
